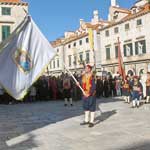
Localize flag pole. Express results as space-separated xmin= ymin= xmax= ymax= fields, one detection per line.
xmin=117 ymin=37 xmax=126 ymax=79
xmin=63 ymin=63 xmax=85 ymax=95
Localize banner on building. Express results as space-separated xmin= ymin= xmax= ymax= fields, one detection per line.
xmin=88 ymin=28 xmax=94 ymax=50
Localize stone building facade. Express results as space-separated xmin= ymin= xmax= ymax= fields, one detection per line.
xmin=100 ymin=0 xmax=150 ymax=76
xmin=49 ymin=11 xmax=109 ymax=76
xmin=50 ymin=0 xmax=150 ymax=77
xmin=0 ymin=0 xmax=28 ymax=42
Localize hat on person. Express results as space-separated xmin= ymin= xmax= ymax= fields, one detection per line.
xmin=147 ymin=72 xmax=150 ymax=75
xmin=86 ymin=64 xmax=92 ymax=70
xmin=134 ymin=76 xmax=138 ymax=79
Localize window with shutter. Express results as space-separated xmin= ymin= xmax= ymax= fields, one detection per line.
xmin=115 ymin=46 xmax=118 ymax=58
xmin=106 ymin=47 xmax=110 ymax=60
xmin=2 ymin=25 xmax=10 ymax=41
xmin=86 ymin=52 xmax=90 ymax=63
xmin=142 ymin=40 xmax=146 ymax=53
xmin=68 ymin=55 xmax=72 ymax=67
xmin=2 ymin=7 xmax=11 ymax=15
xmin=124 ymin=45 xmax=126 ymax=56
xmin=135 ymin=42 xmax=138 ymax=55
xmin=135 ymin=40 xmax=146 ymax=55
xmin=124 ymin=43 xmax=133 ymax=56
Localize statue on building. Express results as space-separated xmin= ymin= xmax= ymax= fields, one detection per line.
xmin=140 ymin=69 xmax=147 ymax=98
xmin=126 ymin=45 xmax=131 ymax=56
xmin=138 ymin=42 xmax=143 ymax=54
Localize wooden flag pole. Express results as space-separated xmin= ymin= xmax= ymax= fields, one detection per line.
xmin=63 ymin=63 xmax=85 ymax=95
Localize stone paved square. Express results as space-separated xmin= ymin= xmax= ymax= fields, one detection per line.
xmin=0 ymin=98 xmax=150 ymax=150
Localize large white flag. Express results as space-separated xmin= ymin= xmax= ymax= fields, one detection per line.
xmin=0 ymin=16 xmax=56 ymax=100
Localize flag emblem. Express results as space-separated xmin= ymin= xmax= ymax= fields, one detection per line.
xmin=13 ymin=49 xmax=32 ymax=74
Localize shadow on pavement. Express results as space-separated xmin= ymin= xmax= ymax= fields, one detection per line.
xmin=119 ymin=141 xmax=150 ymax=150
xmin=98 ymin=97 xmax=123 ymax=104
xmin=0 ymin=101 xmax=83 ymax=150
xmin=0 ymin=98 xmax=121 ymax=149
xmin=94 ymin=109 xmax=117 ymax=126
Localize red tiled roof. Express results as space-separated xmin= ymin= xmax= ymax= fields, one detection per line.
xmin=100 ymin=3 xmax=150 ymax=31
xmin=112 ymin=6 xmax=131 ymax=14
xmin=51 ymin=39 xmax=63 ymax=47
xmin=0 ymin=0 xmax=28 ymax=5
xmin=85 ymin=23 xmax=100 ymax=29
xmin=0 ymin=0 xmax=20 ymax=2
xmin=121 ymin=3 xmax=150 ymax=21
xmin=64 ymin=32 xmax=88 ymax=45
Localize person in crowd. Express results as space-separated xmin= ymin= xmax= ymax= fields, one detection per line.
xmin=111 ymin=77 xmax=117 ymax=97
xmin=103 ymin=77 xmax=109 ymax=97
xmin=140 ymin=69 xmax=147 ymax=99
xmin=122 ymin=77 xmax=130 ymax=103
xmin=108 ymin=75 xmax=115 ymax=97
xmin=29 ymin=85 xmax=36 ymax=102
xmin=96 ymin=75 xmax=103 ymax=98
xmin=63 ymin=73 xmax=73 ymax=106
xmin=0 ymin=84 xmax=4 ymax=103
xmin=131 ymin=76 xmax=143 ymax=108
xmin=38 ymin=76 xmax=48 ymax=100
xmin=146 ymin=72 xmax=150 ymax=103
xmin=51 ymin=76 xmax=58 ymax=100
xmin=57 ymin=76 xmax=63 ymax=99
xmin=115 ymin=77 xmax=122 ymax=96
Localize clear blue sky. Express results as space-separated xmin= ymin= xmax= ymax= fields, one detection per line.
xmin=25 ymin=0 xmax=136 ymax=41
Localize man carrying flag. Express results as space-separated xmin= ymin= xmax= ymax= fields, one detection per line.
xmin=0 ymin=16 xmax=56 ymax=100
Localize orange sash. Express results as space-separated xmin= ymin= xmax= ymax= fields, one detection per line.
xmin=82 ymin=74 xmax=92 ymax=95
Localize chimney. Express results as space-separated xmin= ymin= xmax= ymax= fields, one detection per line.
xmin=93 ymin=10 xmax=99 ymax=21
xmin=91 ymin=10 xmax=99 ymax=24
xmin=79 ymin=19 xmax=84 ymax=26
xmin=111 ymin=0 xmax=117 ymax=6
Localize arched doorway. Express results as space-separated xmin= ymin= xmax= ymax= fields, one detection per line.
xmin=107 ymin=72 xmax=112 ymax=78
xmin=139 ymin=69 xmax=144 ymax=77
xmin=127 ymin=70 xmax=134 ymax=76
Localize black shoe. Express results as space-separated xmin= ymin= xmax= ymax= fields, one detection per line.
xmin=70 ymin=104 xmax=73 ymax=106
xmin=80 ymin=121 xmax=89 ymax=125
xmin=131 ymin=106 xmax=135 ymax=108
xmin=64 ymin=104 xmax=67 ymax=106
xmin=89 ymin=123 xmax=94 ymax=128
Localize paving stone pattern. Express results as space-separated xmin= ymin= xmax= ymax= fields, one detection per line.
xmin=0 ymin=98 xmax=150 ymax=150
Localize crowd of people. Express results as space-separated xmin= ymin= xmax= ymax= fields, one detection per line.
xmin=0 ymin=71 xmax=150 ymax=109
xmin=96 ymin=71 xmax=150 ymax=108
xmin=1 ymin=67 xmax=150 ymax=128
xmin=0 ymin=72 xmax=82 ymax=104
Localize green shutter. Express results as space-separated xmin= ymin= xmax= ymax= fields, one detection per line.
xmin=135 ymin=42 xmax=138 ymax=55
xmin=130 ymin=43 xmax=133 ymax=55
xmin=142 ymin=40 xmax=146 ymax=53
xmin=2 ymin=25 xmax=10 ymax=41
xmin=86 ymin=52 xmax=90 ymax=63
xmin=115 ymin=46 xmax=118 ymax=58
xmin=106 ymin=47 xmax=110 ymax=60
xmin=2 ymin=7 xmax=11 ymax=15
xmin=123 ymin=45 xmax=126 ymax=56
